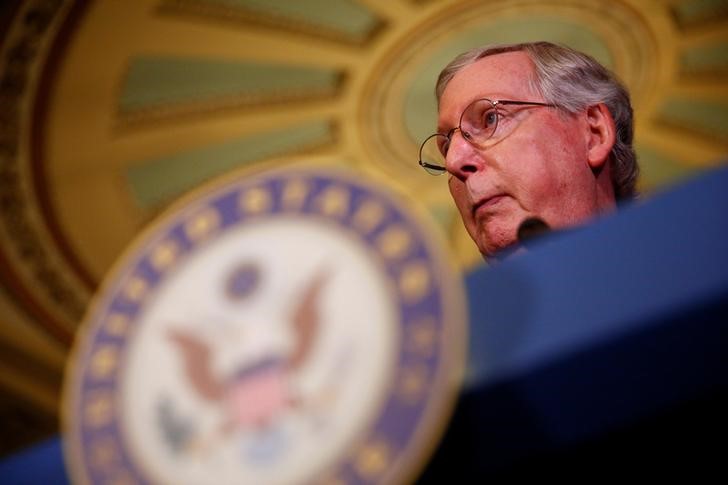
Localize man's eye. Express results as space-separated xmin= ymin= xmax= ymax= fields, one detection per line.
xmin=483 ymin=109 xmax=498 ymax=129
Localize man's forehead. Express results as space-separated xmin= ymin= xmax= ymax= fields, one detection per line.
xmin=438 ymin=51 xmax=538 ymax=125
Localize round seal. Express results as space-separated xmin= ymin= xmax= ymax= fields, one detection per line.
xmin=63 ymin=166 xmax=466 ymax=485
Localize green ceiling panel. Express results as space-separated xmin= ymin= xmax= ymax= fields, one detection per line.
xmin=657 ymin=98 xmax=728 ymax=141
xmin=636 ymin=143 xmax=701 ymax=188
xmin=680 ymin=43 xmax=728 ymax=73
xmin=121 ymin=57 xmax=341 ymax=111
xmin=127 ymin=121 xmax=334 ymax=208
xmin=198 ymin=0 xmax=380 ymax=37
xmin=672 ymin=0 xmax=728 ymax=26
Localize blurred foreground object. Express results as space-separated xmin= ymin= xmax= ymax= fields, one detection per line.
xmin=62 ymin=167 xmax=465 ymax=484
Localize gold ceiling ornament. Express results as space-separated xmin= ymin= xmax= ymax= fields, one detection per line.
xmin=1 ymin=0 xmax=727 ymax=351
xmin=0 ymin=0 xmax=91 ymax=344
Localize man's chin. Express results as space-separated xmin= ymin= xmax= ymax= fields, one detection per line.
xmin=472 ymin=211 xmax=523 ymax=257
xmin=476 ymin=236 xmax=517 ymax=261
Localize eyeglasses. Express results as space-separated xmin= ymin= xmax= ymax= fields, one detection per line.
xmin=418 ymin=98 xmax=555 ymax=175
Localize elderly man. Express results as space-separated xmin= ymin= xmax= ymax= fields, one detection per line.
xmin=418 ymin=41 xmax=639 ymax=258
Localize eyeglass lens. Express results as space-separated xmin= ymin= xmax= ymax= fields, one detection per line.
xmin=418 ymin=99 xmax=499 ymax=174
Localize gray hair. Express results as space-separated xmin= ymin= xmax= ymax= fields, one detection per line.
xmin=436 ymin=42 xmax=638 ymax=200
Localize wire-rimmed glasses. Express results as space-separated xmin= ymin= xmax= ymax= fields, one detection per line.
xmin=418 ymin=98 xmax=555 ymax=175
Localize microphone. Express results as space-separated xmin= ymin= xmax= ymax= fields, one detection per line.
xmin=517 ymin=217 xmax=551 ymax=249
xmin=491 ymin=217 xmax=552 ymax=262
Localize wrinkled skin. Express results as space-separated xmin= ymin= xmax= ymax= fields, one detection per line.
xmin=439 ymin=51 xmax=617 ymax=258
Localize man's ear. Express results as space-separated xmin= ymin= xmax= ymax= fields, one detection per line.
xmin=585 ymin=103 xmax=616 ymax=171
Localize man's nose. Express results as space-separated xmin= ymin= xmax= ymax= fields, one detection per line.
xmin=445 ymin=131 xmax=484 ymax=180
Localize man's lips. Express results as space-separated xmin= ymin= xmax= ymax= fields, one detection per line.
xmin=472 ymin=194 xmax=507 ymax=217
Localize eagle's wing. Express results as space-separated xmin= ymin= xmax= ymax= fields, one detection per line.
xmin=168 ymin=329 xmax=225 ymax=401
xmin=288 ymin=271 xmax=328 ymax=370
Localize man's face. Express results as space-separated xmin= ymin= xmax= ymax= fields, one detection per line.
xmin=439 ymin=51 xmax=605 ymax=257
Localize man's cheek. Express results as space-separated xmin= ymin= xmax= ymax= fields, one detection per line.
xmin=512 ymin=172 xmax=554 ymax=212
xmin=448 ymin=181 xmax=469 ymax=212
xmin=447 ymin=176 xmax=463 ymax=194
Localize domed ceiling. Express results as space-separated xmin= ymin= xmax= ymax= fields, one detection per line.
xmin=0 ymin=0 xmax=726 ymax=453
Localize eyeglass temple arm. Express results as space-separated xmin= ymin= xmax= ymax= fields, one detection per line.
xmin=496 ymin=100 xmax=555 ymax=107
xmin=418 ymin=160 xmax=446 ymax=172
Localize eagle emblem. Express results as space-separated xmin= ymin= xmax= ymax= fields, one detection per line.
xmin=160 ymin=269 xmax=333 ymax=459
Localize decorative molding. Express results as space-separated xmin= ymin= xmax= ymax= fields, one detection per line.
xmin=0 ymin=0 xmax=91 ymax=345
xmin=157 ymin=0 xmax=386 ymax=46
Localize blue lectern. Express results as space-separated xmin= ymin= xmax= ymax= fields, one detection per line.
xmin=421 ymin=166 xmax=728 ymax=480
